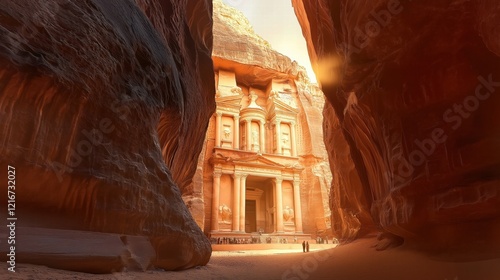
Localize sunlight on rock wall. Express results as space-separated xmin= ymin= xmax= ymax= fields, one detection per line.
xmin=293 ymin=0 xmax=500 ymax=254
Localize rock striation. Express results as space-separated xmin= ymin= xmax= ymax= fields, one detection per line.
xmin=292 ymin=0 xmax=500 ymax=254
xmin=212 ymin=0 xmax=303 ymax=87
xmin=0 ymin=0 xmax=214 ymax=272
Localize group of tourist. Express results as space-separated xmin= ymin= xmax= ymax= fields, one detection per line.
xmin=316 ymin=236 xmax=328 ymax=244
xmin=212 ymin=237 xmax=252 ymax=244
xmin=210 ymin=236 xmax=300 ymax=244
xmin=210 ymin=236 xmax=336 ymax=248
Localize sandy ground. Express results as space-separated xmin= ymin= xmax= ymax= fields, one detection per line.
xmin=3 ymin=238 xmax=500 ymax=280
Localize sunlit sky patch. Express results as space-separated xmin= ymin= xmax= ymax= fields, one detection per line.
xmin=221 ymin=0 xmax=317 ymax=83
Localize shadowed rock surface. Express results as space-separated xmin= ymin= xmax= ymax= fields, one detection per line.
xmin=0 ymin=0 xmax=214 ymax=272
xmin=292 ymin=0 xmax=500 ymax=254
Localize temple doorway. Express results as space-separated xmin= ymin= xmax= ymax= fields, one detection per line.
xmin=245 ymin=200 xmax=256 ymax=233
xmin=245 ymin=176 xmax=274 ymax=233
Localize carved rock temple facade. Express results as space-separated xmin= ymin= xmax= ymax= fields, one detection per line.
xmin=209 ymin=75 xmax=305 ymax=235
xmin=203 ymin=72 xmax=331 ymax=238
xmin=193 ymin=70 xmax=333 ymax=239
xmin=186 ymin=0 xmax=332 ymax=241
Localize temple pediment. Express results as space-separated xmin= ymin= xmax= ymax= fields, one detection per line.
xmin=273 ymin=97 xmax=299 ymax=113
xmin=267 ymin=97 xmax=299 ymax=120
xmin=212 ymin=152 xmax=283 ymax=168
xmin=233 ymin=154 xmax=284 ymax=167
xmin=211 ymin=151 xmax=304 ymax=172
xmin=216 ymin=92 xmax=243 ymax=105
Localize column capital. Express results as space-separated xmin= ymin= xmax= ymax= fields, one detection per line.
xmin=234 ymin=115 xmax=240 ymax=120
xmin=215 ymin=111 xmax=222 ymax=117
xmin=232 ymin=172 xmax=242 ymax=179
xmin=213 ymin=170 xmax=222 ymax=178
xmin=274 ymin=177 xmax=283 ymax=184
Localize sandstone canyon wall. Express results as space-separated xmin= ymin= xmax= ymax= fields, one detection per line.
xmin=293 ymin=0 xmax=500 ymax=254
xmin=0 ymin=0 xmax=214 ymax=272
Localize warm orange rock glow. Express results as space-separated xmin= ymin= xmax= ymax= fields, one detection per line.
xmin=187 ymin=0 xmax=332 ymax=241
xmin=0 ymin=0 xmax=214 ymax=273
xmin=1 ymin=0 xmax=498 ymax=277
xmin=292 ymin=0 xmax=500 ymax=254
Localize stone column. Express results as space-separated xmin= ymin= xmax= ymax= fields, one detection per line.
xmin=275 ymin=119 xmax=281 ymax=155
xmin=240 ymin=174 xmax=247 ymax=232
xmin=246 ymin=119 xmax=252 ymax=151
xmin=290 ymin=121 xmax=297 ymax=157
xmin=234 ymin=115 xmax=240 ymax=149
xmin=215 ymin=112 xmax=222 ymax=147
xmin=259 ymin=120 xmax=265 ymax=153
xmin=292 ymin=179 xmax=303 ymax=233
xmin=272 ymin=184 xmax=276 ymax=232
xmin=232 ymin=173 xmax=241 ymax=232
xmin=275 ymin=177 xmax=284 ymax=232
xmin=211 ymin=171 xmax=222 ymax=232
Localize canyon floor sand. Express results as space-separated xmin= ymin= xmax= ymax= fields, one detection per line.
xmin=5 ymin=238 xmax=500 ymax=280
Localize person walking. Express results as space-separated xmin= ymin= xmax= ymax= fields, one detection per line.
xmin=302 ymin=241 xmax=306 ymax=252
xmin=306 ymin=241 xmax=310 ymax=252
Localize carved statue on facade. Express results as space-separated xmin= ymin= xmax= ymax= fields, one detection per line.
xmin=223 ymin=126 xmax=231 ymax=139
xmin=283 ymin=206 xmax=294 ymax=222
xmin=249 ymin=91 xmax=257 ymax=103
xmin=219 ymin=204 xmax=232 ymax=223
xmin=252 ymin=129 xmax=259 ymax=145
xmin=281 ymin=133 xmax=290 ymax=145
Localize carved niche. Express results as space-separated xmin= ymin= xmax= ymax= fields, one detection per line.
xmin=219 ymin=204 xmax=232 ymax=224
xmin=221 ymin=123 xmax=233 ymax=148
xmin=251 ymin=128 xmax=259 ymax=152
xmin=283 ymin=206 xmax=295 ymax=222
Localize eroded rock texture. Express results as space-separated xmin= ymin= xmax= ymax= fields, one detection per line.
xmin=293 ymin=0 xmax=500 ymax=253
xmin=0 ymin=0 xmax=214 ymax=272
xmin=212 ymin=0 xmax=301 ymax=84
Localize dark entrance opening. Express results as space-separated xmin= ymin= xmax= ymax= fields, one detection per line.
xmin=245 ymin=200 xmax=256 ymax=233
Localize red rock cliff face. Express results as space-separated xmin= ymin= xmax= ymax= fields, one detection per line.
xmin=293 ymin=0 xmax=500 ymax=253
xmin=0 ymin=0 xmax=214 ymax=272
